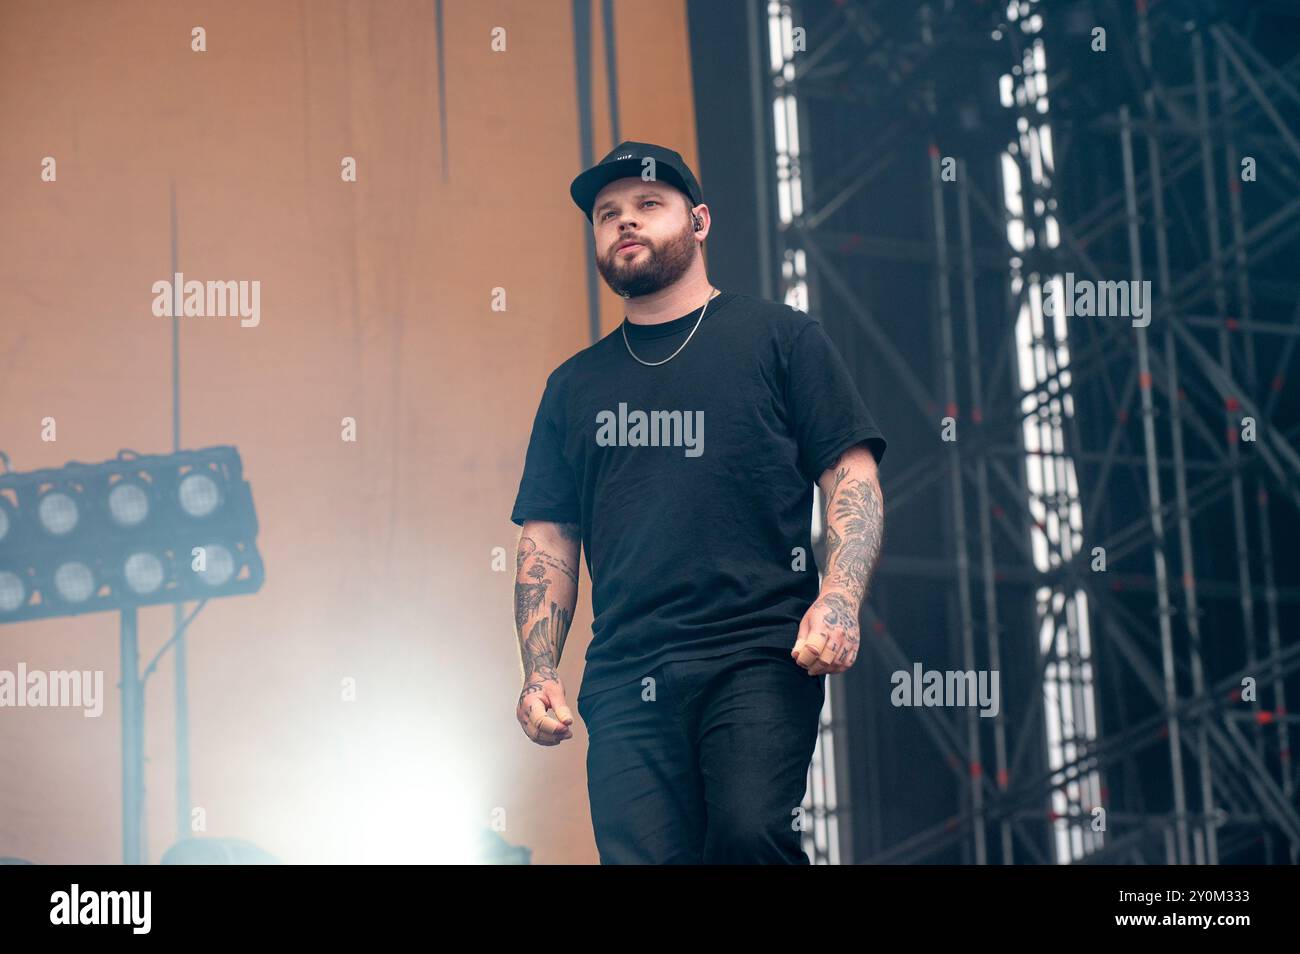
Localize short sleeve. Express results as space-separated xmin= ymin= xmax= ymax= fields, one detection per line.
xmin=785 ymin=319 xmax=887 ymax=484
xmin=510 ymin=376 xmax=582 ymax=527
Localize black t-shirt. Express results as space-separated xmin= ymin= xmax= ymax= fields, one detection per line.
xmin=510 ymin=289 xmax=886 ymax=699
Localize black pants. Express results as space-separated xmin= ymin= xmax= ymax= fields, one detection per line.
xmin=577 ymin=646 xmax=826 ymax=864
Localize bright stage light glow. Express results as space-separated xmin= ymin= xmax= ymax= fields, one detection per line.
xmin=38 ymin=491 xmax=79 ymax=536
xmin=123 ymin=552 xmax=165 ymax=595
xmin=194 ymin=544 xmax=235 ymax=586
xmin=178 ymin=472 xmax=221 ymax=518
xmin=108 ymin=481 xmax=150 ymax=527
xmin=53 ymin=561 xmax=95 ymax=603
xmin=0 ymin=571 xmax=25 ymax=613
xmin=310 ymin=729 xmax=488 ymax=864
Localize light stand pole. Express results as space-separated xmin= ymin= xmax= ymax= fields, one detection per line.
xmin=119 ymin=606 xmax=144 ymax=864
xmin=169 ymin=179 xmax=194 ymax=848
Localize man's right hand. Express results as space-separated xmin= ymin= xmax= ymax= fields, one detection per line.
xmin=516 ymin=671 xmax=575 ymax=745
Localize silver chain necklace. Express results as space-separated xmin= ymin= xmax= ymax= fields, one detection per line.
xmin=622 ymin=288 xmax=718 ymax=367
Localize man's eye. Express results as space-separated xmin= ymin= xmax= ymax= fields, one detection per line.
xmin=601 ymin=201 xmax=654 ymax=219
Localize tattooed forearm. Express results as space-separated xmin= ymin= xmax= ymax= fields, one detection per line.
xmin=514 ymin=578 xmax=550 ymax=635
xmin=534 ymin=550 xmax=577 ymax=585
xmin=514 ymin=523 xmax=580 ymax=684
xmin=824 ymin=524 xmax=843 ymax=569
xmin=518 ymin=534 xmax=578 ymax=584
xmin=550 ymin=601 xmax=573 ymax=660
xmin=516 ymin=536 xmax=536 ymax=570
xmin=522 ymin=601 xmax=573 ymax=680
xmin=820 ymin=457 xmax=884 ymax=604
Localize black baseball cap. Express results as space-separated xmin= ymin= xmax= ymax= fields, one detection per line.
xmin=569 ymin=140 xmax=703 ymax=223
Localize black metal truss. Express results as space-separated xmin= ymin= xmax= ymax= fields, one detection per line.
xmin=759 ymin=0 xmax=1300 ymax=864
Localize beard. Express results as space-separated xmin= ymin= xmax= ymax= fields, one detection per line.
xmin=595 ymin=214 xmax=697 ymax=298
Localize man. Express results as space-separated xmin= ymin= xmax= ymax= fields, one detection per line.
xmin=510 ymin=140 xmax=886 ymax=864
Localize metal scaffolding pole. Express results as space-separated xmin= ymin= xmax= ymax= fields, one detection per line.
xmin=1139 ymin=3 xmax=1217 ymax=865
xmin=1212 ymin=32 xmax=1283 ymax=864
xmin=1120 ymin=103 xmax=1189 ymax=865
xmin=958 ymin=159 xmax=1013 ymax=864
xmin=929 ymin=146 xmax=986 ymax=864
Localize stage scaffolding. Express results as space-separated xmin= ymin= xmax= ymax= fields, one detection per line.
xmin=756 ymin=0 xmax=1300 ymax=864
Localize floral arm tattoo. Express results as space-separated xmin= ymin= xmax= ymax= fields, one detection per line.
xmin=819 ymin=448 xmax=884 ymax=607
xmin=514 ymin=523 xmax=580 ymax=685
xmin=803 ymin=447 xmax=883 ymax=667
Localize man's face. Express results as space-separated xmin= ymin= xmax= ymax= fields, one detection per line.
xmin=591 ymin=178 xmax=699 ymax=298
